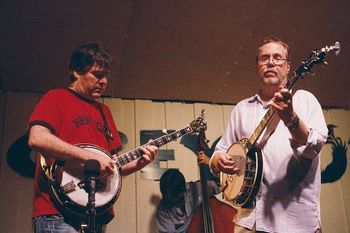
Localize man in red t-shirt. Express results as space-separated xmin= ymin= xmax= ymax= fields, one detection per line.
xmin=28 ymin=43 xmax=158 ymax=233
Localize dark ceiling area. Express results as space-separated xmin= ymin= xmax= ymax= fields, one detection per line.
xmin=1 ymin=0 xmax=349 ymax=109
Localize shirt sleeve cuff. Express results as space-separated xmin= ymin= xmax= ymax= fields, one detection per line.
xmin=290 ymin=128 xmax=327 ymax=159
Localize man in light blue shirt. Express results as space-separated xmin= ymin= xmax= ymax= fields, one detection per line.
xmin=210 ymin=37 xmax=328 ymax=233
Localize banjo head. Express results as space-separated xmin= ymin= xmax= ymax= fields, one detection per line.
xmin=220 ymin=138 xmax=262 ymax=207
xmin=49 ymin=144 xmax=122 ymax=218
xmin=220 ymin=142 xmax=247 ymax=201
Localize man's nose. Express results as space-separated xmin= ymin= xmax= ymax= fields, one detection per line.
xmin=267 ymin=56 xmax=274 ymax=64
xmin=266 ymin=57 xmax=276 ymax=66
xmin=99 ymin=76 xmax=108 ymax=85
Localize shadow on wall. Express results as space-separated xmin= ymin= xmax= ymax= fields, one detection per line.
xmin=6 ymin=126 xmax=349 ymax=183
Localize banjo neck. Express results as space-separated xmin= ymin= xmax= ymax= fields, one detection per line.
xmin=114 ymin=110 xmax=207 ymax=168
xmin=248 ymin=66 xmax=303 ymax=149
xmin=114 ymin=126 xmax=197 ymax=168
xmin=248 ymin=107 xmax=276 ymax=149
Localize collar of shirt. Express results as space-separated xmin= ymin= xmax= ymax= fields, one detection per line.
xmin=250 ymin=94 xmax=272 ymax=109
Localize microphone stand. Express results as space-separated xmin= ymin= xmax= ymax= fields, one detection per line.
xmin=87 ymin=176 xmax=97 ymax=233
xmin=82 ymin=160 xmax=101 ymax=233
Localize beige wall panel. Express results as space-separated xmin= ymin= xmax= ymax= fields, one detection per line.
xmin=194 ymin=103 xmax=226 ymax=143
xmin=320 ymin=183 xmax=347 ymax=233
xmin=331 ymin=109 xmax=350 ymax=233
xmin=223 ymin=105 xmax=234 ymax=128
xmin=164 ymin=102 xmax=198 ymax=181
xmin=135 ymin=100 xmax=166 ymax=233
xmin=0 ymin=92 xmax=40 ymax=233
xmin=319 ymin=109 xmax=349 ymax=233
xmin=103 ymin=98 xmax=137 ymax=233
xmin=327 ymin=109 xmax=350 ymax=232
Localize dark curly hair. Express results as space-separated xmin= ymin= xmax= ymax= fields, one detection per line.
xmin=68 ymin=43 xmax=112 ymax=83
xmin=159 ymin=169 xmax=186 ymax=202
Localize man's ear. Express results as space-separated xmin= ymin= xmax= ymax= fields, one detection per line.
xmin=73 ymin=70 xmax=80 ymax=79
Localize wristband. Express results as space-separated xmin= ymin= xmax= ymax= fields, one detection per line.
xmin=285 ymin=115 xmax=299 ymax=130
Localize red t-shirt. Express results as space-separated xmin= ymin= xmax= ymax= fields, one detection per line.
xmin=28 ymin=88 xmax=121 ymax=221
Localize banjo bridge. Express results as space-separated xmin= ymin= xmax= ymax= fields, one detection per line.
xmin=61 ymin=181 xmax=76 ymax=194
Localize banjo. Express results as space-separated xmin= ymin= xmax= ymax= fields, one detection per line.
xmin=220 ymin=42 xmax=340 ymax=208
xmin=40 ymin=111 xmax=207 ymax=220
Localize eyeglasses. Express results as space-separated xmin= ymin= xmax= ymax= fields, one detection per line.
xmin=258 ymin=55 xmax=287 ymax=65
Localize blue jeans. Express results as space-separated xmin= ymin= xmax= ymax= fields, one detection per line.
xmin=33 ymin=215 xmax=104 ymax=233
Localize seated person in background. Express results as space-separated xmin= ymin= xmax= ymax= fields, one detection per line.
xmin=156 ymin=153 xmax=220 ymax=233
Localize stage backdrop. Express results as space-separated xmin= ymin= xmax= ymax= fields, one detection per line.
xmin=1 ymin=0 xmax=349 ymax=109
xmin=0 ymin=91 xmax=349 ymax=233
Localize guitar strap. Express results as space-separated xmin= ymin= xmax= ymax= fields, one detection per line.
xmin=256 ymin=113 xmax=280 ymax=150
xmin=257 ymin=89 xmax=296 ymax=149
xmin=96 ymin=103 xmax=114 ymax=142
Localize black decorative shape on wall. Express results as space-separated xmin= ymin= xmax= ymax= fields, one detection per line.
xmin=6 ymin=134 xmax=35 ymax=178
xmin=321 ymin=124 xmax=349 ymax=183
xmin=115 ymin=131 xmax=128 ymax=153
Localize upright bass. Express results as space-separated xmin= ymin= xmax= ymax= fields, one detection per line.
xmin=188 ymin=131 xmax=236 ymax=233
